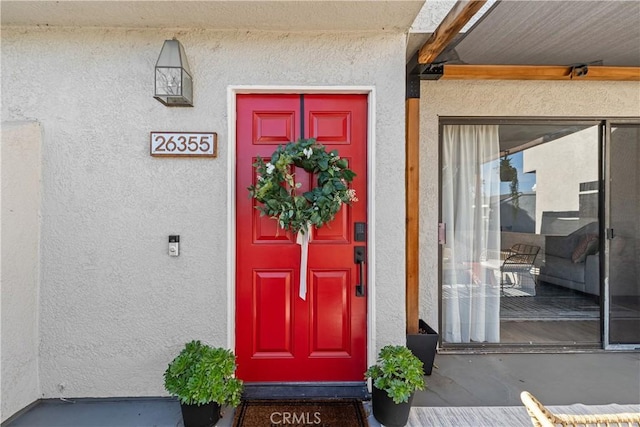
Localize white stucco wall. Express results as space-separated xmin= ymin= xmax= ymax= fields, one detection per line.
xmin=1 ymin=121 xmax=42 ymax=422
xmin=419 ymin=80 xmax=640 ymax=329
xmin=1 ymin=27 xmax=407 ymax=400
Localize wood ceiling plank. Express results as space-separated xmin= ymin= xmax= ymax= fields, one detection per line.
xmin=441 ymin=65 xmax=571 ymax=80
xmin=440 ymin=65 xmax=640 ymax=81
xmin=583 ymin=67 xmax=640 ymax=81
xmin=418 ymin=0 xmax=488 ymax=64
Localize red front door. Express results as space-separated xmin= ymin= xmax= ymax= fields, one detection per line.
xmin=236 ymin=94 xmax=368 ymax=382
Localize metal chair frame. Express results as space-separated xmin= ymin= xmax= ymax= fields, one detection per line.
xmin=500 ymin=243 xmax=540 ymax=294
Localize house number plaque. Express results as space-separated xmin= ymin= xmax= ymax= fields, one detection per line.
xmin=150 ymin=132 xmax=217 ymax=157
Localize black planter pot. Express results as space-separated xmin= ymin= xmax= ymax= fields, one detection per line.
xmin=371 ymin=386 xmax=414 ymax=427
xmin=180 ymin=402 xmax=221 ymax=427
xmin=406 ymin=319 xmax=438 ymax=375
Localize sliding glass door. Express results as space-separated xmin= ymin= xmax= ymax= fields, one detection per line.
xmin=440 ymin=119 xmax=640 ymax=350
xmin=606 ymin=123 xmax=640 ymax=348
xmin=440 ymin=120 xmax=601 ymax=347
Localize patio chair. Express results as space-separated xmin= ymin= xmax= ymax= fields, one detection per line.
xmin=520 ymin=391 xmax=640 ymax=427
xmin=500 ymin=243 xmax=540 ymax=293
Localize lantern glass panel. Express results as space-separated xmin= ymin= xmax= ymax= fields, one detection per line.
xmin=155 ymin=67 xmax=182 ymax=96
xmin=181 ymin=71 xmax=193 ymax=104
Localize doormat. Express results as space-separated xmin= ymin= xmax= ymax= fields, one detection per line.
xmin=232 ymin=399 xmax=369 ymax=427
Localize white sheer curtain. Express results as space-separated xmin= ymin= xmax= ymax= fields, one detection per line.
xmin=442 ymin=125 xmax=501 ymax=343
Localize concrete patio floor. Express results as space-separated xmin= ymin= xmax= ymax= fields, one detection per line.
xmin=4 ymin=352 xmax=639 ymax=426
xmin=5 ymin=399 xmax=640 ymax=427
xmin=417 ymin=351 xmax=640 ymax=406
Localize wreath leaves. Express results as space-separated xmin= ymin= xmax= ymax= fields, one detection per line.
xmin=248 ymin=138 xmax=357 ymax=235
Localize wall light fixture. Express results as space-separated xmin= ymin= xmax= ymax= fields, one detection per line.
xmin=154 ymin=38 xmax=193 ymax=107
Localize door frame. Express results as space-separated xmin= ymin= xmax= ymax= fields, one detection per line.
xmin=603 ymin=118 xmax=640 ymax=350
xmin=226 ymin=86 xmax=377 ymax=374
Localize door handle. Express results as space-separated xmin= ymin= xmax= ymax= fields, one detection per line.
xmin=438 ymin=223 xmax=446 ymax=244
xmin=354 ymin=246 xmax=366 ymax=297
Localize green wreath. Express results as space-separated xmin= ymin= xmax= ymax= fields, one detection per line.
xmin=248 ymin=138 xmax=358 ymax=235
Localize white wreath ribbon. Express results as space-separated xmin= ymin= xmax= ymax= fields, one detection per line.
xmin=296 ymin=227 xmax=311 ymax=300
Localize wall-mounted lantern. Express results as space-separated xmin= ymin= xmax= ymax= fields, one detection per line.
xmin=154 ymin=38 xmax=193 ymax=107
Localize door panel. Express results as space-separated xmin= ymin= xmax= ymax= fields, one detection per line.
xmin=253 ymin=112 xmax=297 ymax=144
xmin=253 ymin=270 xmax=293 ymax=356
xmin=607 ymin=123 xmax=640 ymax=346
xmin=312 ymin=206 xmax=349 ymax=242
xmin=236 ymin=94 xmax=367 ymax=382
xmin=308 ymin=111 xmax=352 ymax=145
xmin=310 ymin=269 xmax=350 ymax=354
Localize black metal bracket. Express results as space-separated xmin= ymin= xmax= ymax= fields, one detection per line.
xmin=406 ymin=74 xmax=421 ymax=99
xmin=406 ymin=51 xmax=444 ymax=100
xmin=419 ymin=63 xmax=444 ymax=80
xmin=570 ymin=64 xmax=589 ymax=79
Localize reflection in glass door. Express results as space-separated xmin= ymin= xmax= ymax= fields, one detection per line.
xmin=606 ymin=123 xmax=640 ymax=347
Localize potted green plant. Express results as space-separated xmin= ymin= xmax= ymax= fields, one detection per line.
xmin=164 ymin=340 xmax=243 ymax=427
xmin=365 ymin=345 xmax=426 ymax=427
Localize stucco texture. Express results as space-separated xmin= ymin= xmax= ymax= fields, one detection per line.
xmin=419 ymin=80 xmax=640 ymax=329
xmin=1 ymin=27 xmax=407 ymax=400
xmin=1 ymin=121 xmax=42 ymax=422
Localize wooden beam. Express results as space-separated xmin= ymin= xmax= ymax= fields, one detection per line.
xmin=418 ymin=0 xmax=487 ymax=64
xmin=406 ymin=97 xmax=420 ymax=335
xmin=440 ymin=64 xmax=640 ymax=81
